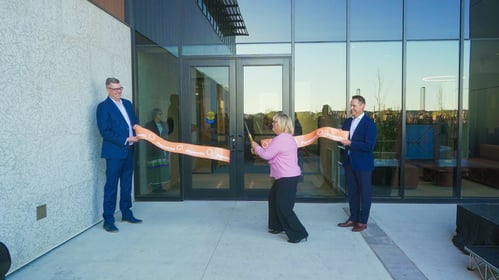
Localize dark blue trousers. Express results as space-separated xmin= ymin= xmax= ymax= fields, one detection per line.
xmin=268 ymin=176 xmax=308 ymax=241
xmin=345 ymin=165 xmax=372 ymax=224
xmin=103 ymin=149 xmax=134 ymax=224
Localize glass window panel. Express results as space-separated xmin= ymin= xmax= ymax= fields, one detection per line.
xmin=461 ymin=39 xmax=499 ymax=198
xmin=350 ymin=42 xmax=402 ymax=197
xmin=236 ymin=43 xmax=291 ymax=55
xmin=468 ymin=0 xmax=499 ymax=38
xmin=349 ymin=0 xmax=402 ymax=41
xmin=135 ymin=32 xmax=180 ymax=199
xmin=463 ymin=0 xmax=470 ymax=39
xmin=405 ymin=41 xmax=459 ymax=198
xmin=236 ymin=0 xmax=291 ymax=43
xmin=244 ymin=65 xmax=284 ymax=191
xmin=182 ymin=44 xmax=233 ymax=56
xmin=295 ymin=0 xmax=346 ymax=42
xmin=244 ymin=66 xmax=282 ymax=115
xmin=295 ymin=43 xmax=346 ymax=197
xmin=191 ymin=66 xmax=231 ymax=190
xmin=406 ymin=0 xmax=460 ymax=40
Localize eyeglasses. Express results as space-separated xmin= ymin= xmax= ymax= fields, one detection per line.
xmin=108 ymin=87 xmax=124 ymax=91
xmin=272 ymin=120 xmax=278 ymax=124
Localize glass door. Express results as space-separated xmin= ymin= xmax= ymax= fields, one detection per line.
xmin=183 ymin=57 xmax=290 ymax=199
xmin=237 ymin=58 xmax=291 ymax=198
xmin=183 ymin=59 xmax=236 ymax=198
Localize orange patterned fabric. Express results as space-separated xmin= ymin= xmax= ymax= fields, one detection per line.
xmin=135 ymin=125 xmax=348 ymax=163
xmin=260 ymin=127 xmax=349 ymax=148
xmin=134 ymin=125 xmax=231 ymax=163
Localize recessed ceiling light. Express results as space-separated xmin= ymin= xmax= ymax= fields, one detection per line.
xmin=422 ymin=75 xmax=456 ymax=82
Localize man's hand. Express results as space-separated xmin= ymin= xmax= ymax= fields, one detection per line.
xmin=339 ymin=138 xmax=351 ymax=146
xmin=127 ymin=136 xmax=139 ymax=143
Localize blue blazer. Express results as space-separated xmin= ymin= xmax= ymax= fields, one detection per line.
xmin=341 ymin=114 xmax=377 ymax=171
xmin=96 ymin=97 xmax=138 ymax=159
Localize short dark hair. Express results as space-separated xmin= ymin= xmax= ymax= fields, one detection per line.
xmin=105 ymin=77 xmax=120 ymax=86
xmin=351 ymin=95 xmax=365 ymax=105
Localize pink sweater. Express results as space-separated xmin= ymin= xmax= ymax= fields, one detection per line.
xmin=255 ymin=133 xmax=301 ymax=179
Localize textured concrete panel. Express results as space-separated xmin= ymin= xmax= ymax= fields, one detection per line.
xmin=0 ymin=0 xmax=132 ymax=273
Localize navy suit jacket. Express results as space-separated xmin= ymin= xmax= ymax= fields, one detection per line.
xmin=96 ymin=97 xmax=138 ymax=159
xmin=341 ymin=114 xmax=377 ymax=171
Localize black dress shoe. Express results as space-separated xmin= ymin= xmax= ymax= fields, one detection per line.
xmin=338 ymin=220 xmax=355 ymax=227
xmin=288 ymin=236 xmax=308 ymax=244
xmin=268 ymin=229 xmax=283 ymax=234
xmin=122 ymin=216 xmax=143 ymax=224
xmin=103 ymin=223 xmax=119 ymax=233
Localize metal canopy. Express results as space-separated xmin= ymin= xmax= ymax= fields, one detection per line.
xmin=202 ymin=0 xmax=249 ymax=36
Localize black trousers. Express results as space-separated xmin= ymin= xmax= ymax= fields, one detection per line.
xmin=268 ymin=176 xmax=308 ymax=241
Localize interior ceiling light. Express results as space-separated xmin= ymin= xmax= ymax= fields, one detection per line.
xmin=422 ymin=75 xmax=456 ymax=82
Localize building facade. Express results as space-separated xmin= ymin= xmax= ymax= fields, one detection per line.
xmin=126 ymin=0 xmax=499 ymax=202
xmin=1 ymin=0 xmax=498 ymax=275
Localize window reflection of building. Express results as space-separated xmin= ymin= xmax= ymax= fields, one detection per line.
xmin=318 ymin=105 xmax=334 ymax=184
xmin=129 ymin=0 xmax=499 ymax=201
xmin=135 ymin=32 xmax=180 ymax=199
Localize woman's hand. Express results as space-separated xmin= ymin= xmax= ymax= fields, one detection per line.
xmin=250 ymin=140 xmax=259 ymax=149
xmin=250 ymin=140 xmax=259 ymax=154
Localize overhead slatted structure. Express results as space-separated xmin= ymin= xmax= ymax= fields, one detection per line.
xmin=198 ymin=0 xmax=249 ymax=38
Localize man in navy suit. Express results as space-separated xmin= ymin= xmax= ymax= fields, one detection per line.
xmin=337 ymin=95 xmax=377 ymax=232
xmin=97 ymin=77 xmax=142 ymax=233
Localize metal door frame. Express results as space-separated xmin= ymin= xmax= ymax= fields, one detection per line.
xmin=182 ymin=55 xmax=291 ymax=200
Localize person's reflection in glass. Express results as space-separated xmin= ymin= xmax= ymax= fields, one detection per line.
xmin=144 ymin=108 xmax=170 ymax=193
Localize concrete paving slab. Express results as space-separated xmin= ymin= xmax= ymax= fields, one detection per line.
xmin=6 ymin=202 xmax=480 ymax=280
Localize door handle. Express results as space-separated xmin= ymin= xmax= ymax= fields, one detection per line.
xmin=230 ymin=135 xmax=237 ymax=151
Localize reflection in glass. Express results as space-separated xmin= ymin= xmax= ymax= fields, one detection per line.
xmin=132 ymin=0 xmax=499 ymax=202
xmin=461 ymin=39 xmax=499 ymax=198
xmin=350 ymin=42 xmax=402 ymax=197
xmin=236 ymin=44 xmax=291 ymax=55
xmin=295 ymin=0 xmax=346 ymax=42
xmin=191 ymin=67 xmax=231 ymax=190
xmin=236 ymin=0 xmax=291 ymax=43
xmin=135 ymin=32 xmax=180 ymax=199
xmin=349 ymin=0 xmax=402 ymax=41
xmin=244 ymin=66 xmax=283 ymax=190
xmin=182 ymin=44 xmax=233 ymax=56
xmin=468 ymin=0 xmax=499 ymax=38
xmin=295 ymin=43 xmax=346 ymax=197
xmin=405 ymin=41 xmax=459 ymax=197
xmin=406 ymin=0 xmax=460 ymax=40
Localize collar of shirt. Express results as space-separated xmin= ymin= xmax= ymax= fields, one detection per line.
xmin=110 ymin=98 xmax=134 ymax=141
xmin=349 ymin=113 xmax=365 ymax=139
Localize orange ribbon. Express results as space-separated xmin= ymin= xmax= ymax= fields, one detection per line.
xmin=260 ymin=127 xmax=349 ymax=148
xmin=134 ymin=125 xmax=231 ymax=163
xmin=134 ymin=125 xmax=348 ymax=163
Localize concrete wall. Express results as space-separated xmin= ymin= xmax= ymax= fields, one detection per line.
xmin=0 ymin=0 xmax=132 ymax=273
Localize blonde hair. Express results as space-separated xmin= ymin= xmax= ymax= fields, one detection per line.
xmin=273 ymin=112 xmax=294 ymax=134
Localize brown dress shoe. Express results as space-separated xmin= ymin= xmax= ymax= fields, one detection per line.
xmin=352 ymin=223 xmax=367 ymax=232
xmin=337 ymin=220 xmax=355 ymax=227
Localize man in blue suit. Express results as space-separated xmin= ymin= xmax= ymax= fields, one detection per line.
xmin=97 ymin=77 xmax=142 ymax=233
xmin=337 ymin=95 xmax=377 ymax=232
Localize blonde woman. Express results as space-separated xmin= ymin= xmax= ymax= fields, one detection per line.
xmin=251 ymin=112 xmax=308 ymax=243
